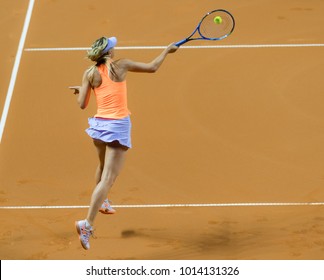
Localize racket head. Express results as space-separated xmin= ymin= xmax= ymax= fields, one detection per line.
xmin=198 ymin=9 xmax=235 ymax=40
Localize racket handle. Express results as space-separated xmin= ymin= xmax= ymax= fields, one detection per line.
xmin=175 ymin=39 xmax=188 ymax=47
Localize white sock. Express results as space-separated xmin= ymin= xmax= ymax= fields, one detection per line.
xmin=85 ymin=219 xmax=92 ymax=228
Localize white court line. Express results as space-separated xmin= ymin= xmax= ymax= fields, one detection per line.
xmin=24 ymin=43 xmax=324 ymax=52
xmin=2 ymin=41 xmax=321 ymax=142
xmin=1 ymin=201 xmax=324 ymax=210
xmin=0 ymin=0 xmax=35 ymax=143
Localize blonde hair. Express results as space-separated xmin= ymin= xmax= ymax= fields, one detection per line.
xmin=86 ymin=37 xmax=109 ymax=83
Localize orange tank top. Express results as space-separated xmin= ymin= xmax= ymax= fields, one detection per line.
xmin=93 ymin=63 xmax=130 ymax=119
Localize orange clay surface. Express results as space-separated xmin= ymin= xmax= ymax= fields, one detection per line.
xmin=1 ymin=0 xmax=324 ymax=260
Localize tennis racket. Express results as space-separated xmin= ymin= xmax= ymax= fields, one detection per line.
xmin=175 ymin=9 xmax=235 ymax=47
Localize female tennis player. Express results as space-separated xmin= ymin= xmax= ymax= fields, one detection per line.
xmin=69 ymin=36 xmax=178 ymax=250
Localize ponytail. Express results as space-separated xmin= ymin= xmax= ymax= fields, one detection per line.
xmin=86 ymin=37 xmax=110 ymax=82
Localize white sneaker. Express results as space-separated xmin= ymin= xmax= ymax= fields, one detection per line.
xmin=75 ymin=220 xmax=94 ymax=250
xmin=99 ymin=198 xmax=116 ymax=214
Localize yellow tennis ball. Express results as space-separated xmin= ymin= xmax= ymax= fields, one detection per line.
xmin=214 ymin=16 xmax=222 ymax=24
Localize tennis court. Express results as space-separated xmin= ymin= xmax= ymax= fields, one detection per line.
xmin=1 ymin=0 xmax=324 ymax=260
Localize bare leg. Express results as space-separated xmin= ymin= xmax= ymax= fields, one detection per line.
xmin=86 ymin=145 xmax=127 ymax=225
xmin=93 ymin=139 xmax=106 ymax=184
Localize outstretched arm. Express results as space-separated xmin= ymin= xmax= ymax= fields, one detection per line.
xmin=118 ymin=43 xmax=178 ymax=74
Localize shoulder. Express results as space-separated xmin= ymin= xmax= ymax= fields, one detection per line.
xmin=108 ymin=59 xmax=130 ymax=81
xmin=113 ymin=58 xmax=134 ymax=69
xmin=84 ymin=66 xmax=102 ymax=88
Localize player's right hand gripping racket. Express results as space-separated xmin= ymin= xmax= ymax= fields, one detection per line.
xmin=175 ymin=9 xmax=235 ymax=47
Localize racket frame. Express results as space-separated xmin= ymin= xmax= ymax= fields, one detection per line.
xmin=175 ymin=9 xmax=235 ymax=47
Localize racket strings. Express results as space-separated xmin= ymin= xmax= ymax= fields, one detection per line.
xmin=199 ymin=11 xmax=234 ymax=39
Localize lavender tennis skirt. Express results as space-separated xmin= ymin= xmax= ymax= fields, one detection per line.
xmin=86 ymin=116 xmax=132 ymax=148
